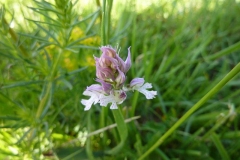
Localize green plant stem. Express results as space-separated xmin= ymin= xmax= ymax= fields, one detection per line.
xmin=100 ymin=107 xmax=108 ymax=151
xmin=32 ymin=49 xmax=63 ymax=146
xmin=101 ymin=0 xmax=106 ymax=45
xmin=105 ymin=108 xmax=128 ymax=155
xmin=86 ymin=110 xmax=94 ymax=159
xmin=138 ymin=62 xmax=240 ymax=160
xmin=35 ymin=82 xmax=52 ymax=118
xmin=36 ymin=49 xmax=63 ymax=118
xmin=106 ymin=0 xmax=113 ymax=44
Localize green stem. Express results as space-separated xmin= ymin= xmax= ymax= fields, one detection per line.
xmin=105 ymin=108 xmax=128 ymax=155
xmin=138 ymin=62 xmax=240 ymax=160
xmin=86 ymin=110 xmax=94 ymax=159
xmin=36 ymin=49 xmax=63 ymax=118
xmin=99 ymin=107 xmax=108 ymax=150
xmin=35 ymin=82 xmax=52 ymax=118
xmin=106 ymin=0 xmax=113 ymax=44
xmin=101 ymin=0 xmax=106 ymax=45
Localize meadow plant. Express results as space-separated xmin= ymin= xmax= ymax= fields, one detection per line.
xmin=81 ymin=46 xmax=157 ymax=110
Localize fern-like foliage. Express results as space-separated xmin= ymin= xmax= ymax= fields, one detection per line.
xmin=0 ymin=0 xmax=100 ymax=159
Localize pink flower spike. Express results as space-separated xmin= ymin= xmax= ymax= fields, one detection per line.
xmin=81 ymin=45 xmax=156 ymax=111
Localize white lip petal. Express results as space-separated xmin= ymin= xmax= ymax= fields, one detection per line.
xmin=141 ymin=83 xmax=153 ymax=89
xmin=137 ymin=89 xmax=157 ymax=99
xmin=98 ymin=90 xmax=126 ymax=109
xmin=99 ymin=94 xmax=115 ymax=107
xmin=81 ymin=89 xmax=104 ymax=110
xmin=130 ymin=79 xmax=157 ymax=99
xmin=81 ymin=99 xmax=93 ymax=111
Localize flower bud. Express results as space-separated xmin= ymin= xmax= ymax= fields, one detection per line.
xmin=95 ymin=56 xmax=115 ymax=81
xmin=115 ymin=69 xmax=126 ymax=87
xmin=99 ymin=47 xmax=118 ymax=69
xmin=95 ymin=46 xmax=132 ymax=85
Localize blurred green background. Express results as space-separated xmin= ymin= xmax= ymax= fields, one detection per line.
xmin=1 ymin=0 xmax=240 ymax=159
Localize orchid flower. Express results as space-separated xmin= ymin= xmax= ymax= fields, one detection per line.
xmin=81 ymin=45 xmax=157 ymax=110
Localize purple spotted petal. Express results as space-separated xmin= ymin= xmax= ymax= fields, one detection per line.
xmin=119 ymin=90 xmax=127 ymax=100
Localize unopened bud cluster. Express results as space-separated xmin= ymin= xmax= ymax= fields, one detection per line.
xmin=81 ymin=46 xmax=157 ymax=110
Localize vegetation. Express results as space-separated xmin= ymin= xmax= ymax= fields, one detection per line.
xmin=1 ymin=0 xmax=240 ymax=159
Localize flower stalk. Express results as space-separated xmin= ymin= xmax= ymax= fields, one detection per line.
xmin=105 ymin=108 xmax=128 ymax=155
xmin=101 ymin=0 xmax=107 ymax=45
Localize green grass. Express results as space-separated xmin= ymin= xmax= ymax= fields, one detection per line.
xmin=1 ymin=0 xmax=240 ymax=159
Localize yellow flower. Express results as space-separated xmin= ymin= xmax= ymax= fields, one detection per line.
xmin=81 ymin=36 xmax=100 ymax=46
xmin=42 ymin=27 xmax=99 ymax=71
xmin=70 ymin=27 xmax=100 ymax=46
xmin=70 ymin=27 xmax=85 ymax=40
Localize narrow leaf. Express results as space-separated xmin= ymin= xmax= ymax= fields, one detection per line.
xmin=211 ymin=132 xmax=230 ymax=160
xmin=1 ymin=80 xmax=43 ymax=89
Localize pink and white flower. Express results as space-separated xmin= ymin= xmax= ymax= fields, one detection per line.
xmin=81 ymin=46 xmax=157 ymax=110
